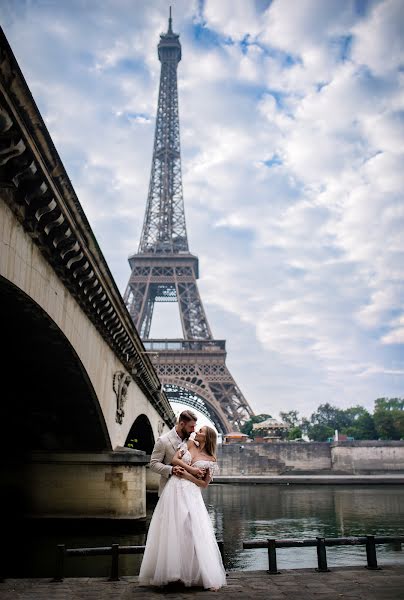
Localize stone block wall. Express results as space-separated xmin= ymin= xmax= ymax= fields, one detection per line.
xmin=331 ymin=441 xmax=404 ymax=473
xmin=217 ymin=442 xmax=331 ymax=475
xmin=24 ymin=451 xmax=148 ymax=519
xmin=217 ymin=441 xmax=404 ymax=475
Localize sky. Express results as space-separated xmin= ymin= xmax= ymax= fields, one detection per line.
xmin=1 ymin=0 xmax=403 ymax=423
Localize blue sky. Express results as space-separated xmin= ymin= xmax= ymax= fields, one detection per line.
xmin=1 ymin=0 xmax=403 ymax=422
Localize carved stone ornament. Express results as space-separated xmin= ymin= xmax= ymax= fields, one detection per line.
xmin=113 ymin=371 xmax=132 ymax=424
xmin=158 ymin=420 xmax=164 ymax=436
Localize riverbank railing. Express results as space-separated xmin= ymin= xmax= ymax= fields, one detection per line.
xmin=53 ymin=535 xmax=403 ymax=581
xmin=53 ymin=540 xmax=225 ymax=582
xmin=243 ymin=535 xmax=404 ymax=574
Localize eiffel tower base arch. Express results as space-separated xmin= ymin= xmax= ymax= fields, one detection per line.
xmin=146 ymin=342 xmax=253 ymax=434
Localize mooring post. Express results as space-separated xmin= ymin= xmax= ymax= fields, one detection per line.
xmin=316 ymin=537 xmax=329 ymax=572
xmin=268 ymin=539 xmax=280 ymax=574
xmin=109 ymin=544 xmax=120 ymax=581
xmin=53 ymin=544 xmax=66 ymax=582
xmin=366 ymin=535 xmax=379 ymax=570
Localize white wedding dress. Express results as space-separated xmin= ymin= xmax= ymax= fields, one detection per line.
xmin=138 ymin=446 xmax=227 ymax=589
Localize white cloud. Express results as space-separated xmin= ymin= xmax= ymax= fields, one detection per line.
xmin=352 ymin=0 xmax=404 ymax=74
xmin=1 ymin=0 xmax=403 ymax=420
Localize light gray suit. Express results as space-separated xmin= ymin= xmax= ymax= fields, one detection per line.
xmin=149 ymin=427 xmax=183 ymax=496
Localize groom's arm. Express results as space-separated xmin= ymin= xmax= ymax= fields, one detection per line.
xmin=172 ymin=445 xmax=206 ymax=479
xmin=149 ymin=437 xmax=173 ymax=479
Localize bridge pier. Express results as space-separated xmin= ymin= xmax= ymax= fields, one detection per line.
xmin=4 ymin=450 xmax=150 ymax=522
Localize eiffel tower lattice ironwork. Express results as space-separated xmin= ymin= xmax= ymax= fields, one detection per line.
xmin=124 ymin=10 xmax=254 ymax=433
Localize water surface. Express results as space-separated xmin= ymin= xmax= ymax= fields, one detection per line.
xmin=204 ymin=484 xmax=404 ymax=571
xmin=9 ymin=484 xmax=404 ymax=577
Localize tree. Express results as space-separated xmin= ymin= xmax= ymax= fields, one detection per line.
xmin=342 ymin=406 xmax=377 ymax=440
xmin=306 ymin=403 xmax=346 ymax=441
xmin=280 ymin=410 xmax=300 ymax=428
xmin=279 ymin=411 xmax=303 ymax=440
xmin=287 ymin=426 xmax=303 ymax=440
xmin=374 ymin=398 xmax=404 ymax=440
xmin=307 ymin=423 xmax=335 ymax=442
xmin=305 ymin=403 xmax=379 ymax=441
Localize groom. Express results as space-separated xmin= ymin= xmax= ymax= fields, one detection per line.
xmin=149 ymin=409 xmax=202 ymax=496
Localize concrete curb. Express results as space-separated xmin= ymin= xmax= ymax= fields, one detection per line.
xmin=213 ymin=475 xmax=404 ymax=484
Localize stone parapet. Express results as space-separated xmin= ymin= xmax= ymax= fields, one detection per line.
xmin=218 ymin=442 xmax=331 ymax=475
xmin=331 ymin=440 xmax=404 ymax=474
xmin=4 ymin=451 xmax=149 ymax=521
xmin=217 ymin=441 xmax=404 ymax=476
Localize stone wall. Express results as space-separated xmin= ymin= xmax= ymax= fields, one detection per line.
xmin=217 ymin=441 xmax=404 ymax=475
xmin=331 ymin=441 xmax=404 ymax=473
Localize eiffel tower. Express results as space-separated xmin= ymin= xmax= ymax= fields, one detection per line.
xmin=124 ymin=10 xmax=254 ymax=433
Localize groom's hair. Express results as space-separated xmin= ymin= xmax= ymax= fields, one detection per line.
xmin=178 ymin=410 xmax=197 ymax=423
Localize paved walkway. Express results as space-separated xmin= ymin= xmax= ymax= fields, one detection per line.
xmin=1 ymin=565 xmax=403 ymax=599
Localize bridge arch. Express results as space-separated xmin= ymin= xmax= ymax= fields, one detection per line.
xmin=125 ymin=414 xmax=155 ymax=454
xmin=0 ymin=275 xmax=111 ymax=453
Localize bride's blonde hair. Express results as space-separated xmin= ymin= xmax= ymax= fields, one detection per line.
xmin=204 ymin=426 xmax=217 ymax=460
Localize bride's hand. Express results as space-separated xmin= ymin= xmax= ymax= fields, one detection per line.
xmin=190 ymin=466 xmax=205 ymax=478
xmin=172 ymin=465 xmax=185 ymax=477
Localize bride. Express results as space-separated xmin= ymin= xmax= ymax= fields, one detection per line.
xmin=138 ymin=425 xmax=227 ymax=590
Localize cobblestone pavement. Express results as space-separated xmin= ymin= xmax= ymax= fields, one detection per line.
xmin=1 ymin=565 xmax=403 ymax=599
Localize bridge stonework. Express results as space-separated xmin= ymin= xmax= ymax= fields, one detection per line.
xmin=0 ymin=27 xmax=175 ymax=522
xmin=1 ymin=198 xmax=168 ymax=450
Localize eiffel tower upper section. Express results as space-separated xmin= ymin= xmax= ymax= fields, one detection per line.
xmin=124 ymin=10 xmax=254 ymax=432
xmin=138 ymin=10 xmax=187 ymax=258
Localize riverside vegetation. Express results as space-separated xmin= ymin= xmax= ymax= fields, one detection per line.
xmin=240 ymin=398 xmax=404 ymax=442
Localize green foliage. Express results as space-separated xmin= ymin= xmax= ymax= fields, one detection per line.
xmin=373 ymin=398 xmax=404 ymax=440
xmin=287 ymin=426 xmax=303 ymax=440
xmin=344 ymin=410 xmax=377 ymax=440
xmin=298 ymin=403 xmax=377 ymax=441
xmin=307 ymin=423 xmax=335 ymax=442
xmin=245 ymin=398 xmax=403 ymax=442
xmin=301 ymin=399 xmax=403 ymax=441
xmin=126 ymin=437 xmax=138 ymax=448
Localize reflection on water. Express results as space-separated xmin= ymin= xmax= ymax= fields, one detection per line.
xmin=9 ymin=485 xmax=404 ymax=577
xmin=204 ymin=484 xmax=404 ymax=571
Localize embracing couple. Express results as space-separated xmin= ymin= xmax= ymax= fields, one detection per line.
xmin=138 ymin=410 xmax=227 ymax=591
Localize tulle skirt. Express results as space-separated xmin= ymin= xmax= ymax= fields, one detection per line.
xmin=138 ymin=476 xmax=227 ymax=589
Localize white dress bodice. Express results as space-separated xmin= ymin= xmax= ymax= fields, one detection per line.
xmin=180 ymin=446 xmax=219 ymax=479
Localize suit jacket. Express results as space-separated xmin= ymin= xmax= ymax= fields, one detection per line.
xmin=149 ymin=427 xmax=183 ymax=496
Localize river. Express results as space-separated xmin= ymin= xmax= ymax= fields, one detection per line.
xmin=10 ymin=484 xmax=404 ymax=577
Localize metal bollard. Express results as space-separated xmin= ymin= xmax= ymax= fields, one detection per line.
xmin=268 ymin=539 xmax=280 ymax=574
xmin=366 ymin=535 xmax=380 ymax=570
xmin=109 ymin=544 xmax=120 ymax=581
xmin=53 ymin=544 xmax=66 ymax=582
xmin=316 ymin=537 xmax=330 ymax=572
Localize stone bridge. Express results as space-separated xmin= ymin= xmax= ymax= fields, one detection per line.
xmin=0 ymin=27 xmax=176 ymax=524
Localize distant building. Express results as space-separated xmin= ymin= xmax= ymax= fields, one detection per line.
xmin=327 ymin=432 xmax=355 ymax=443
xmin=252 ymin=418 xmax=289 ymax=442
xmin=223 ymin=432 xmax=250 ymax=444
